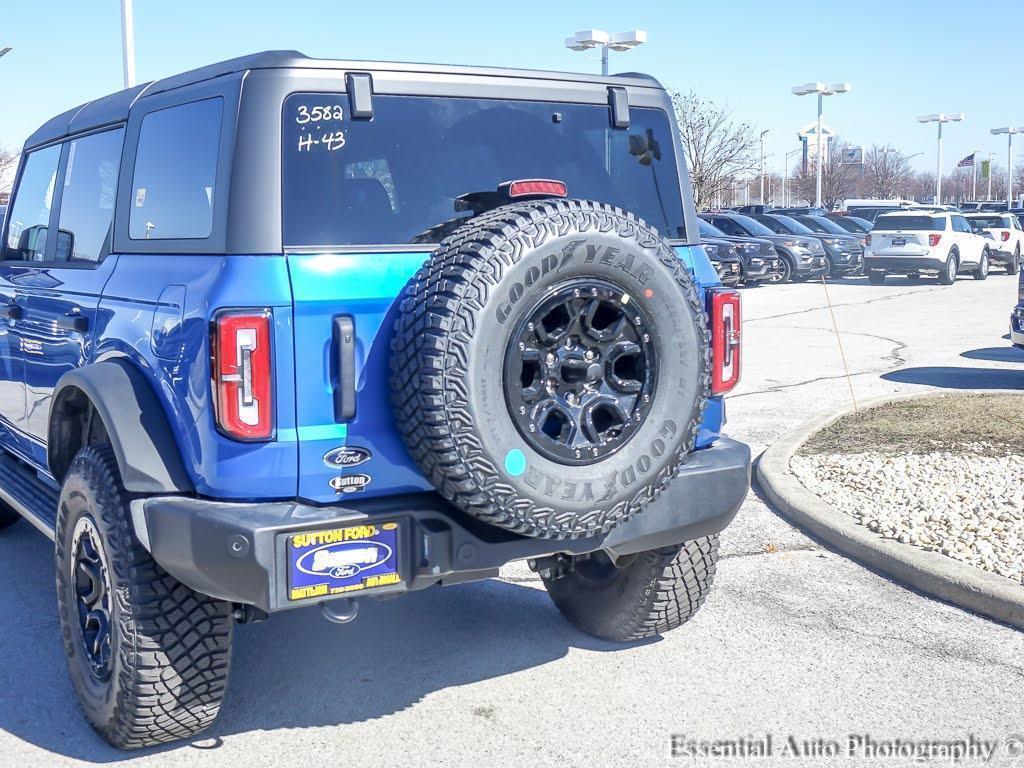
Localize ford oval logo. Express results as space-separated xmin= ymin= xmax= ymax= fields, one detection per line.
xmin=323 ymin=446 xmax=372 ymax=468
xmin=296 ymin=540 xmax=392 ymax=579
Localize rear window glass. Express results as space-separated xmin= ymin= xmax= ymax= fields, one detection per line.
xmin=873 ymin=215 xmax=945 ymax=231
xmin=281 ymin=93 xmax=685 ymax=246
xmin=57 ymin=128 xmax=124 ymax=262
xmin=130 ymin=97 xmax=222 ymax=240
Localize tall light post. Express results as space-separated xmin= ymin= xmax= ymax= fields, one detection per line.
xmin=759 ymin=129 xmax=769 ymax=204
xmin=991 ymin=127 xmax=1023 ymax=209
xmin=565 ymin=29 xmax=647 ymax=76
xmin=916 ymin=113 xmax=964 ymax=204
xmin=783 ymin=147 xmax=801 ymax=207
xmin=792 ymin=82 xmax=850 ymax=209
xmin=120 ymin=0 xmax=136 ymax=88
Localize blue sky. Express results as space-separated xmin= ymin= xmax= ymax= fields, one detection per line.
xmin=1 ymin=0 xmax=1022 ymax=176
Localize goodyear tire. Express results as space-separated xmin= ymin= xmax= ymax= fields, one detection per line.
xmin=55 ymin=445 xmax=232 ymax=748
xmin=391 ymin=200 xmax=710 ymax=539
xmin=542 ymin=535 xmax=719 ymax=641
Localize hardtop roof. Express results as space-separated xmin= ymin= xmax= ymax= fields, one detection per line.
xmin=24 ymin=50 xmax=663 ymax=151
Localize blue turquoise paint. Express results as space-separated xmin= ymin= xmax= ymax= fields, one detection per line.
xmin=504 ymin=449 xmax=527 ymax=477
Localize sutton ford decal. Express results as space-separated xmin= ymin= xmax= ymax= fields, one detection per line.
xmin=295 ymin=540 xmax=393 ymax=580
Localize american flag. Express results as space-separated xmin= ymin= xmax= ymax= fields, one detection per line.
xmin=958 ymin=153 xmax=975 ymax=168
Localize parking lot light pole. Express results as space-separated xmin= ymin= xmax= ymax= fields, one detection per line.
xmin=991 ymin=127 xmax=1023 ymax=209
xmin=917 ymin=113 xmax=964 ymax=204
xmin=120 ymin=0 xmax=136 ymax=89
xmin=792 ymin=82 xmax=850 ymax=209
xmin=783 ymin=147 xmax=801 ymax=208
xmin=565 ymin=29 xmax=647 ymax=76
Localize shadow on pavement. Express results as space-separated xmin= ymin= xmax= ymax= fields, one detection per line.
xmin=882 ymin=366 xmax=1024 ymax=389
xmin=0 ymin=520 xmax=638 ymax=763
xmin=960 ymin=346 xmax=1024 ymax=363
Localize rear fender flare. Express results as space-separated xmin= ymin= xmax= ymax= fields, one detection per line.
xmin=48 ymin=360 xmax=194 ymax=494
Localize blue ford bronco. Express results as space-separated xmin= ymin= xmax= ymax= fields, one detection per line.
xmin=0 ymin=52 xmax=750 ymax=747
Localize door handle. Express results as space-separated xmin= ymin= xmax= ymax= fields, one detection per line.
xmin=332 ymin=315 xmax=356 ymax=422
xmin=57 ymin=313 xmax=89 ymax=333
xmin=2 ymin=304 xmax=23 ymax=321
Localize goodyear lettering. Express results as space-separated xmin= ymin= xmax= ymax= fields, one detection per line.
xmin=515 ymin=419 xmax=679 ymax=502
xmin=582 ymin=244 xmax=655 ymax=286
xmin=496 ymin=244 xmax=578 ymax=323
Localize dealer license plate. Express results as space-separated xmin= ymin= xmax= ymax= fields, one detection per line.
xmin=287 ymin=521 xmax=402 ymax=601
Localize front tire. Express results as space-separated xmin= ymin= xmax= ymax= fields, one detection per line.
xmin=1009 ymin=246 xmax=1020 ymax=275
xmin=776 ymin=256 xmax=793 ymax=283
xmin=55 ymin=445 xmax=233 ymax=749
xmin=974 ymin=250 xmax=989 ymax=281
xmin=542 ymin=535 xmax=719 ymax=642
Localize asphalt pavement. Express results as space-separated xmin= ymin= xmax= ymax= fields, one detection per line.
xmin=2 ymin=272 xmax=1022 ymax=766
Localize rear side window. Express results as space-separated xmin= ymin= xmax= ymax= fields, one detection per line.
xmin=281 ymin=93 xmax=686 ymax=246
xmin=873 ymin=215 xmax=945 ymax=231
xmin=57 ymin=128 xmax=124 ymax=263
xmin=130 ymin=98 xmax=222 ymax=240
xmin=3 ymin=144 xmax=60 ymax=261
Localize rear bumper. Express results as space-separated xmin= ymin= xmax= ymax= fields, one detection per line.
xmin=865 ymin=255 xmax=945 ymax=273
xmin=131 ymin=437 xmax=752 ymax=613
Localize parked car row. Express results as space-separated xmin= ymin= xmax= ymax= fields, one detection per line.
xmin=701 ymin=202 xmax=1024 ymax=288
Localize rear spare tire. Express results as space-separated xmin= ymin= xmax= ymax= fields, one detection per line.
xmin=391 ymin=200 xmax=710 ymax=539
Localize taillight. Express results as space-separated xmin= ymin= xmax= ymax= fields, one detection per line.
xmin=212 ymin=310 xmax=274 ymax=441
xmin=928 ymin=234 xmax=942 ymax=247
xmin=865 ymin=234 xmax=871 ymax=246
xmin=1002 ymin=231 xmax=1011 ymax=242
xmin=709 ymin=288 xmax=741 ymax=395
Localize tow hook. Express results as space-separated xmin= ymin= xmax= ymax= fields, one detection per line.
xmin=321 ymin=598 xmax=359 ymax=624
xmin=528 ymin=554 xmax=575 ymax=581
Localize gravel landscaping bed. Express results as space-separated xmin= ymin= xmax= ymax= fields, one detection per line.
xmin=790 ymin=394 xmax=1024 ymax=586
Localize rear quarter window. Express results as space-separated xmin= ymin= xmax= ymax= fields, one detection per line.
xmin=129 ymin=97 xmax=223 ymax=240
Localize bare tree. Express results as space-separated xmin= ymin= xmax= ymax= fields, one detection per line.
xmin=908 ymin=171 xmax=936 ymax=202
xmin=670 ymin=90 xmax=759 ymax=208
xmin=861 ymin=146 xmax=912 ymax=199
xmin=787 ymin=139 xmax=861 ymax=209
xmin=0 ymin=146 xmax=19 ymax=203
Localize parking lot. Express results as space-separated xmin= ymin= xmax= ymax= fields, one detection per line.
xmin=0 ymin=274 xmax=1021 ymax=766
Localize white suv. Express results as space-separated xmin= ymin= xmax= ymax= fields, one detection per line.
xmin=965 ymin=212 xmax=1024 ymax=275
xmin=864 ymin=210 xmax=992 ymax=285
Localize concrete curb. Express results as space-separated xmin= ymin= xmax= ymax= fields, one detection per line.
xmin=755 ymin=390 xmax=1024 ymax=632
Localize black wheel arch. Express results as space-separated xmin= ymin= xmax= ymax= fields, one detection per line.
xmin=48 ymin=360 xmax=194 ymax=493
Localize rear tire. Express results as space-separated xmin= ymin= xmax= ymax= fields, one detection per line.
xmin=938 ymin=253 xmax=958 ymax=285
xmin=867 ymin=269 xmax=886 ymax=285
xmin=1009 ymin=247 xmax=1020 ymax=275
xmin=974 ymin=250 xmax=989 ymax=281
xmin=542 ymin=535 xmax=719 ymax=642
xmin=55 ymin=445 xmax=233 ymax=749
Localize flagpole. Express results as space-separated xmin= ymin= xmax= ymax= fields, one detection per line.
xmin=972 ymin=150 xmax=976 ymax=200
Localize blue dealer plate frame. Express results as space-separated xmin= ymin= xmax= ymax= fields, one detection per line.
xmin=286 ymin=521 xmax=403 ymax=601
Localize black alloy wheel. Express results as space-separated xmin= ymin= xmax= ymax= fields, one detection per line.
xmin=504 ymin=280 xmax=657 ymax=465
